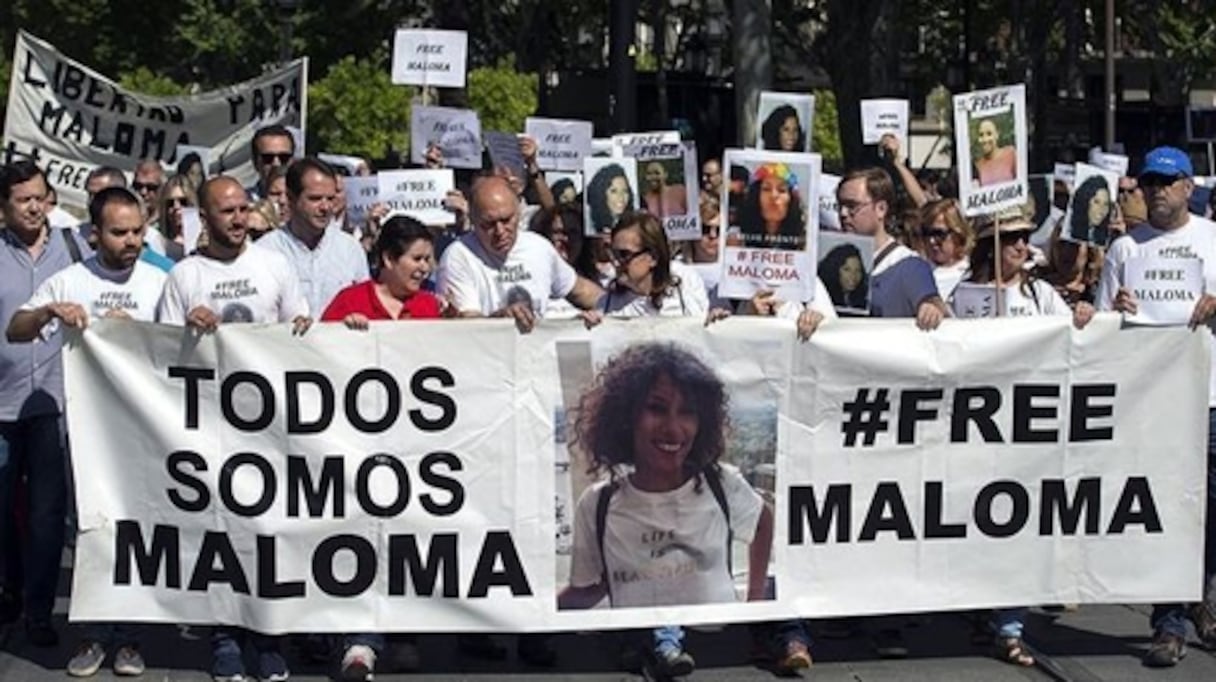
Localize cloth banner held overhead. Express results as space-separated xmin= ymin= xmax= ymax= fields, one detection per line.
xmin=64 ymin=317 xmax=1205 ymax=632
xmin=3 ymin=31 xmax=307 ymax=212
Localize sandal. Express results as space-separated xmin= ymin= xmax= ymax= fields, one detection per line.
xmin=995 ymin=636 xmax=1035 ymax=667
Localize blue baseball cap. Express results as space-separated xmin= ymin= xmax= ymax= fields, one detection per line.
xmin=1139 ymin=146 xmax=1193 ymax=179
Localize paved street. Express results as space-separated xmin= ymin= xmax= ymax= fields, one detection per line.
xmin=4 ymin=603 xmax=1216 ymax=680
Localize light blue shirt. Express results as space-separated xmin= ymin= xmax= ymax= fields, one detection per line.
xmin=256 ymin=224 xmax=369 ymax=318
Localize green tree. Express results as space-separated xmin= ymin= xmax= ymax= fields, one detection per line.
xmin=307 ymin=54 xmax=413 ymax=161
xmin=118 ymin=67 xmax=190 ymax=97
xmin=812 ymin=89 xmax=843 ymax=171
xmin=466 ymin=58 xmax=537 ymax=132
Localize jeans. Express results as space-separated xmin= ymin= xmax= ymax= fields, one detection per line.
xmin=1150 ymin=407 xmax=1216 ymax=637
xmin=0 ymin=415 xmax=67 ymax=623
xmin=211 ymin=627 xmax=281 ymax=672
xmin=652 ymin=625 xmax=684 ymax=655
xmin=991 ymin=607 xmax=1028 ymax=639
xmin=82 ymin=622 xmax=139 ymax=649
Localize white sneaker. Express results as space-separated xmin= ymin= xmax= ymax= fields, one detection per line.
xmin=341 ymin=644 xmax=376 ymax=681
xmin=66 ymin=641 xmax=106 ymax=677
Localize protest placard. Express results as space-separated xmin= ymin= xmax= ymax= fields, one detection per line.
xmin=1123 ymin=256 xmax=1204 ymax=326
xmin=1062 ymin=163 xmax=1119 ymax=246
xmin=484 ymin=131 xmax=526 ymax=181
xmin=611 ymin=133 xmax=700 ymax=241
xmin=343 ymin=175 xmax=379 ymax=227
xmin=819 ymin=173 xmax=842 ymax=231
xmin=378 ymin=169 xmax=455 ymax=225
xmin=1090 ymin=148 xmax=1130 ymax=177
xmin=409 ymin=105 xmax=482 ymax=169
xmin=526 ymin=117 xmax=593 ymax=171
xmin=180 ymin=207 xmax=202 ymax=255
xmin=391 ymin=29 xmax=468 ymax=88
xmin=756 ymin=92 xmax=814 ymax=153
xmin=583 ymin=157 xmax=639 ymax=235
xmin=317 ymin=153 xmax=368 ymax=176
xmin=953 ymin=84 xmax=1029 ymax=217
xmin=720 ymin=149 xmax=821 ymax=301
xmin=860 ymin=99 xmax=910 ymax=146
xmin=817 ymin=231 xmax=873 ymax=314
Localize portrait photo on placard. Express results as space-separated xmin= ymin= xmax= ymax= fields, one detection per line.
xmin=1025 ymin=174 xmax=1055 ymax=246
xmin=756 ymin=92 xmax=814 ymax=153
xmin=546 ymin=172 xmax=583 ymax=207
xmin=723 ymin=156 xmax=813 ymax=252
xmin=584 ymin=158 xmax=639 ymax=235
xmin=1062 ymin=163 xmax=1118 ymax=247
xmin=554 ymin=337 xmax=779 ymax=611
xmin=953 ymin=84 xmax=1028 ymax=217
xmin=817 ymin=231 xmax=874 ymax=315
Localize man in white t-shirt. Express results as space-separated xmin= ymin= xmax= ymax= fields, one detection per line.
xmin=6 ymin=185 xmax=163 ymax=677
xmin=257 ymin=157 xmax=369 ymax=316
xmin=1097 ymin=146 xmax=1216 ymax=669
xmin=438 ymin=176 xmax=602 ymax=332
xmin=8 ymin=187 xmax=165 ymax=340
xmin=158 ymin=176 xmax=310 ymax=334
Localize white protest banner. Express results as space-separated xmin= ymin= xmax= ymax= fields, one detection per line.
xmin=720 ymin=149 xmax=821 ymax=301
xmin=180 ymin=207 xmax=202 ymax=255
xmin=757 ymin=92 xmax=814 ymax=153
xmin=1089 ymin=148 xmax=1130 ymax=177
xmin=391 ymin=29 xmax=468 ymax=88
xmin=484 ymin=131 xmax=525 ymax=180
xmin=611 ymin=133 xmax=699 ymax=241
xmin=343 ymin=175 xmax=379 ymax=227
xmin=3 ymin=31 xmax=307 ymax=212
xmin=378 ymin=169 xmax=454 ymax=225
xmin=953 ymin=84 xmax=1028 ymax=217
xmin=583 ymin=157 xmax=639 ymax=235
xmin=817 ymin=231 xmax=873 ymax=314
xmin=409 ymin=105 xmax=482 ymax=169
xmin=1062 ymin=163 xmax=1119 ymax=246
xmin=860 ymin=99 xmax=909 ymax=146
xmin=819 ymin=173 xmax=842 ymax=231
xmin=65 ymin=316 xmax=1206 ymax=631
xmin=317 ymin=153 xmax=368 ymax=176
xmin=526 ymin=117 xmax=593 ymax=172
xmin=1124 ymin=256 xmax=1204 ymax=326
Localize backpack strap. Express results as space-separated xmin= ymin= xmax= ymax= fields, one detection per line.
xmin=702 ymin=466 xmax=733 ymax=576
xmin=61 ymin=228 xmax=83 ymax=264
xmin=595 ymin=480 xmax=620 ymax=605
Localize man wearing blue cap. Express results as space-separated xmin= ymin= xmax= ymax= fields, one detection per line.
xmin=1097 ymin=145 xmax=1216 ymax=667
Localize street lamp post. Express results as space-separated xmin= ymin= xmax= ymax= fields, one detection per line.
xmin=275 ymin=0 xmax=300 ymax=64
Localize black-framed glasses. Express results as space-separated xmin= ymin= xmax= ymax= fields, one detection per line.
xmin=610 ymin=248 xmax=648 ymax=265
xmin=132 ymin=181 xmax=160 ymax=193
xmin=838 ymin=200 xmax=873 ymax=215
xmin=998 ymin=230 xmax=1032 ymax=245
xmin=259 ymin=152 xmax=293 ymax=165
xmin=920 ymin=228 xmax=950 ymax=241
xmin=1139 ymin=173 xmax=1183 ymax=189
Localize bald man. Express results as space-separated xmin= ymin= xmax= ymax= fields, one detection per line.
xmin=437 ymin=176 xmax=602 ymax=332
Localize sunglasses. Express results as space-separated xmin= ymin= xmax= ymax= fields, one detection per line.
xmin=997 ymin=230 xmax=1032 ymax=245
xmin=132 ymin=181 xmax=160 ymax=193
xmin=610 ymin=248 xmax=648 ymax=265
xmin=920 ymin=228 xmax=950 ymax=241
xmin=1139 ymin=173 xmax=1183 ymax=189
xmin=259 ymin=152 xmax=293 ymax=165
xmin=166 ymin=197 xmax=192 ymax=208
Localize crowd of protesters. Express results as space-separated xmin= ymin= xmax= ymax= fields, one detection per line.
xmin=2 ymin=117 xmax=1216 ymax=682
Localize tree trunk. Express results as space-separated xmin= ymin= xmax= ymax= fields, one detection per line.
xmin=733 ymin=0 xmax=772 ymax=148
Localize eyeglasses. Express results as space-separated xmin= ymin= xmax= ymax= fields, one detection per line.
xmin=838 ymin=200 xmax=873 ymax=215
xmin=920 ymin=228 xmax=950 ymax=241
xmin=259 ymin=152 xmax=293 ymax=165
xmin=998 ymin=230 xmax=1031 ymax=245
xmin=610 ymin=248 xmax=648 ymax=265
xmin=132 ymin=181 xmax=160 ymax=193
xmin=1139 ymin=173 xmax=1183 ymax=189
xmin=166 ymin=197 xmax=192 ymax=208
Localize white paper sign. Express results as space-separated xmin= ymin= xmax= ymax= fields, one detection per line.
xmin=1053 ymin=163 xmax=1076 ymax=191
xmin=318 ymin=153 xmax=368 ymax=176
xmin=391 ymin=29 xmax=468 ymax=88
xmin=526 ymin=118 xmax=594 ymax=172
xmin=343 ymin=175 xmax=379 ymax=227
xmin=860 ymin=99 xmax=910 ymax=146
xmin=1061 ymin=163 xmax=1119 ymax=246
xmin=756 ymin=92 xmax=814 ymax=153
xmin=720 ymin=149 xmax=821 ymax=301
xmin=1124 ymin=256 xmax=1204 ymax=326
xmin=409 ymin=105 xmax=482 ymax=169
xmin=819 ymin=173 xmax=842 ymax=231
xmin=180 ymin=207 xmax=202 ymax=255
xmin=582 ymin=157 xmax=639 ymax=235
xmin=610 ymin=135 xmax=700 ymax=241
xmin=1089 ymin=148 xmax=1130 ymax=177
xmin=951 ymin=282 xmax=999 ymax=318
xmin=610 ymin=131 xmax=681 ymax=159
xmin=378 ymin=169 xmax=455 ymax=226
xmin=953 ymin=84 xmax=1029 ymax=217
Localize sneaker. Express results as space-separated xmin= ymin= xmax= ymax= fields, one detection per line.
xmin=26 ymin=619 xmax=59 ymax=647
xmin=257 ymin=648 xmax=290 ymax=682
xmin=211 ymin=644 xmax=245 ymax=682
xmin=1190 ymin=603 xmax=1216 ymax=648
xmin=340 ymin=644 xmax=375 ymax=681
xmin=113 ymin=645 xmax=145 ymax=676
xmin=456 ymin=633 xmax=507 ymax=660
xmin=776 ymin=640 xmax=813 ymax=673
xmin=872 ymin=628 xmax=908 ymax=659
xmin=66 ymin=641 xmax=106 ymax=677
xmin=516 ymin=634 xmax=557 ymax=667
xmin=652 ymin=647 xmax=696 ymax=678
xmin=1144 ymin=631 xmax=1187 ymax=668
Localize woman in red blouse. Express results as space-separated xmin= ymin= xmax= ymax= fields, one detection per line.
xmin=322 ymin=216 xmax=442 ymax=326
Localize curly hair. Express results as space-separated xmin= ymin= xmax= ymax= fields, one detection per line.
xmin=736 ymin=164 xmax=806 ymax=249
xmin=760 ymin=104 xmax=806 ymax=152
xmin=586 ymin=163 xmax=633 ymax=232
xmin=574 ymin=342 xmax=728 ymax=487
xmin=819 ymin=243 xmax=869 ymax=309
xmin=1069 ymin=175 xmax=1113 ymax=244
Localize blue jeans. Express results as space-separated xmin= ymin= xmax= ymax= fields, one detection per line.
xmin=82 ymin=622 xmax=139 ymax=648
xmin=1150 ymin=408 xmax=1216 ymax=637
xmin=0 ymin=415 xmax=67 ymax=623
xmin=991 ymin=607 xmax=1028 ymax=639
xmin=211 ymin=627 xmax=281 ymax=673
xmin=652 ymin=625 xmax=684 ymax=655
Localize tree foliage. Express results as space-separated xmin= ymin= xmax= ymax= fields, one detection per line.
xmin=467 ymin=58 xmax=537 ymax=133
xmin=118 ymin=67 xmax=191 ymax=97
xmin=812 ymin=89 xmax=843 ymax=171
xmin=307 ymin=54 xmax=413 ymax=161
